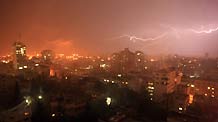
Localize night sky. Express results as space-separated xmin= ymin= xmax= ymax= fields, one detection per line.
xmin=1 ymin=0 xmax=218 ymax=56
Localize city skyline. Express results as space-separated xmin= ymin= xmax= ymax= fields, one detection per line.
xmin=1 ymin=0 xmax=218 ymax=56
xmin=1 ymin=1 xmax=218 ymax=121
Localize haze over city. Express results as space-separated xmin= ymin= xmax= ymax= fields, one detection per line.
xmin=2 ymin=1 xmax=218 ymax=122
xmin=1 ymin=0 xmax=218 ymax=56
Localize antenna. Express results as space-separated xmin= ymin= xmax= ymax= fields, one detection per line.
xmin=18 ymin=33 xmax=22 ymax=42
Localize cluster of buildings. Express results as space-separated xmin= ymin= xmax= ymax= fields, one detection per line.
xmin=1 ymin=41 xmax=218 ymax=121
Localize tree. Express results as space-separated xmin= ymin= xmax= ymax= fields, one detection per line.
xmin=13 ymin=80 xmax=21 ymax=106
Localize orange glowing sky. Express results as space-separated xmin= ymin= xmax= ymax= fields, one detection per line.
xmin=1 ymin=0 xmax=218 ymax=56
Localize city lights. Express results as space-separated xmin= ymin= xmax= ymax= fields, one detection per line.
xmin=52 ymin=113 xmax=55 ymax=117
xmin=1 ymin=1 xmax=218 ymax=121
xmin=24 ymin=96 xmax=32 ymax=105
xmin=24 ymin=112 xmax=29 ymax=116
xmin=100 ymin=64 xmax=106 ymax=68
xmin=148 ymin=86 xmax=154 ymax=90
xmin=106 ymin=97 xmax=112 ymax=106
xmin=188 ymin=94 xmax=193 ymax=104
xmin=117 ymin=74 xmax=122 ymax=77
xmin=18 ymin=67 xmax=23 ymax=70
xmin=178 ymin=107 xmax=183 ymax=111
xmin=150 ymin=59 xmax=155 ymax=62
xmin=38 ymin=95 xmax=43 ymax=100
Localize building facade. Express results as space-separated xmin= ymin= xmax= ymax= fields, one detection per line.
xmin=13 ymin=42 xmax=27 ymax=70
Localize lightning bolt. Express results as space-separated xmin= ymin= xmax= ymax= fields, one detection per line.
xmin=189 ymin=26 xmax=218 ymax=34
xmin=108 ymin=24 xmax=218 ymax=46
xmin=130 ymin=33 xmax=168 ymax=42
xmin=162 ymin=24 xmax=218 ymax=35
xmin=109 ymin=32 xmax=168 ymax=43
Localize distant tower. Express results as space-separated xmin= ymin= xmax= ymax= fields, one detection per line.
xmin=13 ymin=41 xmax=27 ymax=70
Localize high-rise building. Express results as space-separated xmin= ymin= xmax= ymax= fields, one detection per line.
xmin=147 ymin=68 xmax=182 ymax=102
xmin=111 ymin=48 xmax=146 ymax=73
xmin=111 ymin=48 xmax=136 ymax=73
xmin=13 ymin=42 xmax=27 ymax=70
xmin=135 ymin=51 xmax=145 ymax=71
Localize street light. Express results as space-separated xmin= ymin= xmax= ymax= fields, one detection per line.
xmin=38 ymin=95 xmax=43 ymax=100
xmin=25 ymin=99 xmax=29 ymax=103
xmin=24 ymin=96 xmax=32 ymax=105
xmin=24 ymin=112 xmax=29 ymax=116
xmin=106 ymin=97 xmax=112 ymax=106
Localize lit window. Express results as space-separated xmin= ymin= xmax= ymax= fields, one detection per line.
xmin=100 ymin=64 xmax=106 ymax=68
xmin=117 ymin=74 xmax=122 ymax=77
xmin=18 ymin=67 xmax=23 ymax=70
xmin=148 ymin=86 xmax=154 ymax=89
xmin=52 ymin=114 xmax=55 ymax=117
